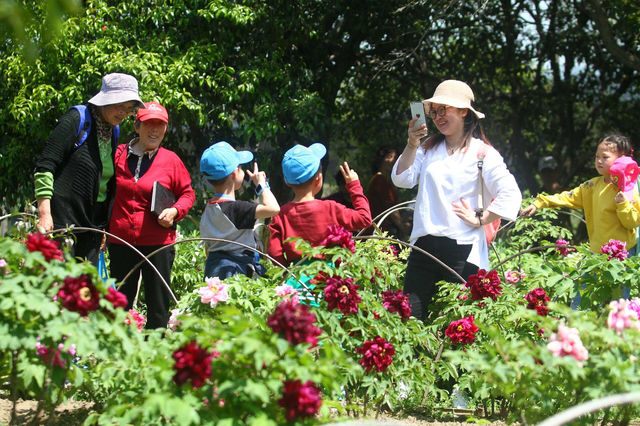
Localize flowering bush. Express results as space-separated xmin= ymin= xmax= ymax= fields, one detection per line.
xmin=607 ymin=298 xmax=640 ymax=334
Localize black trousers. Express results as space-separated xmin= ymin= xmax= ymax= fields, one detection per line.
xmin=63 ymin=231 xmax=102 ymax=266
xmin=109 ymin=243 xmax=175 ymax=329
xmin=404 ymin=235 xmax=478 ymax=320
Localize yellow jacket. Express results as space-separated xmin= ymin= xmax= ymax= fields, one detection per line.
xmin=534 ymin=176 xmax=640 ymax=252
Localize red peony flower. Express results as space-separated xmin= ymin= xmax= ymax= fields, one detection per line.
xmin=445 ymin=316 xmax=480 ymax=345
xmin=600 ymin=239 xmax=629 ymax=261
xmin=104 ymin=287 xmax=128 ymax=309
xmin=320 ymin=224 xmax=356 ymax=253
xmin=57 ymin=274 xmax=100 ymax=316
xmin=172 ymin=341 xmax=214 ymax=388
xmin=324 ymin=276 xmax=361 ymax=315
xmin=381 ymin=289 xmax=411 ymax=320
xmin=369 ymin=267 xmax=384 ymax=283
xmin=25 ymin=233 xmax=64 ymax=262
xmin=278 ymin=379 xmax=322 ymax=421
xmin=267 ymin=300 xmax=322 ymax=348
xmin=383 ymin=244 xmax=400 ymax=257
xmin=525 ymin=287 xmax=550 ymax=316
xmin=464 ymin=269 xmax=502 ymax=301
xmin=355 ymin=336 xmax=395 ymax=373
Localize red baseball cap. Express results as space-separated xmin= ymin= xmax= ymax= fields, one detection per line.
xmin=136 ymin=101 xmax=168 ymax=123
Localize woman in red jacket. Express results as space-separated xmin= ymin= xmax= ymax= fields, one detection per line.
xmin=108 ymin=102 xmax=195 ymax=329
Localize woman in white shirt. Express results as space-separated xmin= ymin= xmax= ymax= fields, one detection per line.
xmin=392 ymin=80 xmax=521 ymax=320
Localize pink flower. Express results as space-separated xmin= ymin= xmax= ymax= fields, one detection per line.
xmin=383 ymin=244 xmax=400 ymax=257
xmin=278 ymin=380 xmax=322 ymax=421
xmin=547 ymin=323 xmax=589 ymax=364
xmin=320 ymin=224 xmax=356 ymax=253
xmin=504 ymin=270 xmax=526 ymax=284
xmin=600 ymin=239 xmax=629 ymax=261
xmin=198 ymin=277 xmax=229 ymax=307
xmin=274 ymin=284 xmax=299 ymax=302
xmin=267 ymin=300 xmax=322 ymax=348
xmin=104 ymin=287 xmax=128 ymax=309
xmin=57 ymin=274 xmax=100 ymax=316
xmin=381 ymin=289 xmax=411 ymax=320
xmin=324 ymin=276 xmax=361 ymax=315
xmin=35 ymin=339 xmax=75 ymax=368
xmin=125 ymin=309 xmax=146 ymax=331
xmin=355 ymin=336 xmax=395 ymax=373
xmin=555 ymin=239 xmax=574 ymax=256
xmin=607 ymin=299 xmax=640 ymax=334
xmin=464 ymin=269 xmax=502 ymax=301
xmin=167 ymin=309 xmax=183 ymax=331
xmin=25 ymin=233 xmax=64 ymax=262
xmin=445 ymin=316 xmax=480 ymax=345
xmin=0 ymin=258 xmax=8 ymax=274
xmin=525 ymin=288 xmax=550 ymax=316
xmin=629 ymin=298 xmax=640 ymax=318
xmin=172 ymin=341 xmax=214 ymax=388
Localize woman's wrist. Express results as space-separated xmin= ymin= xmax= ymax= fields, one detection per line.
xmin=406 ymin=137 xmax=419 ymax=149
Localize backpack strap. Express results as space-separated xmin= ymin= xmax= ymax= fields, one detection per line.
xmin=475 ymin=144 xmax=487 ymax=217
xmin=71 ymin=105 xmax=91 ymax=148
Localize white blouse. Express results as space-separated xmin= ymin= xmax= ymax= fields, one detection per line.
xmin=391 ymin=138 xmax=522 ymax=268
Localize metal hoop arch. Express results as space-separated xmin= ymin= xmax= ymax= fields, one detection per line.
xmin=537 ymin=392 xmax=640 ymax=426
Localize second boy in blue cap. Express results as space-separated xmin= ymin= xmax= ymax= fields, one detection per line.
xmin=268 ymin=143 xmax=372 ymax=265
xmin=200 ymin=141 xmax=280 ymax=279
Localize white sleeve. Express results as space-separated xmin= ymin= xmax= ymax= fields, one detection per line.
xmin=391 ymin=147 xmax=426 ymax=189
xmin=482 ymin=147 xmax=522 ymax=222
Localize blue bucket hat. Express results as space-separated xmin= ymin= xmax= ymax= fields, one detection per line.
xmin=282 ymin=143 xmax=327 ymax=185
xmin=200 ymin=141 xmax=254 ymax=180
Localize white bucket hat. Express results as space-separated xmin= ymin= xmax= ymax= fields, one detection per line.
xmin=88 ymin=73 xmax=145 ymax=108
xmin=424 ymin=80 xmax=485 ymax=119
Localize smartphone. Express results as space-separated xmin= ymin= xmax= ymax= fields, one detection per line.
xmin=410 ymin=101 xmax=427 ymax=128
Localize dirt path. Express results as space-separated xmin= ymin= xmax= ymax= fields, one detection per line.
xmin=0 ymin=398 xmax=508 ymax=425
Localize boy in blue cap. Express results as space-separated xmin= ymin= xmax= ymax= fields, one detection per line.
xmin=200 ymin=141 xmax=280 ymax=279
xmin=268 ymin=143 xmax=372 ymax=265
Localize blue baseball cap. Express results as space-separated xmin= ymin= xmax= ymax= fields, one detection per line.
xmin=200 ymin=141 xmax=254 ymax=180
xmin=282 ymin=143 xmax=327 ymax=185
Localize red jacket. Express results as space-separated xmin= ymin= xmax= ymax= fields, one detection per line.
xmin=268 ymin=180 xmax=371 ymax=265
xmin=108 ymin=145 xmax=195 ymax=246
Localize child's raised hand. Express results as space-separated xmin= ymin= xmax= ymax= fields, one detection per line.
xmin=615 ymin=191 xmax=627 ymax=203
xmin=339 ymin=161 xmax=358 ymax=184
xmin=246 ymin=162 xmax=267 ymax=186
xmin=519 ymin=204 xmax=537 ymax=217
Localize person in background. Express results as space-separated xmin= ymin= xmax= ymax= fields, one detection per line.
xmin=35 ymin=73 xmax=144 ymax=265
xmin=393 ymin=80 xmax=521 ymax=321
xmin=108 ymin=102 xmax=195 ymax=329
xmin=199 ymin=141 xmax=280 ymax=279
xmin=268 ymin=143 xmax=372 ymax=266
xmin=538 ymin=155 xmax=562 ymax=194
xmin=366 ymin=146 xmax=411 ymax=239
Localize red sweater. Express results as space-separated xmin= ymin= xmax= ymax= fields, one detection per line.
xmin=268 ymin=180 xmax=372 ymax=265
xmin=108 ymin=145 xmax=195 ymax=246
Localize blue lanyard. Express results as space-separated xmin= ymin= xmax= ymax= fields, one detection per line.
xmin=214 ymin=193 xmax=235 ymax=201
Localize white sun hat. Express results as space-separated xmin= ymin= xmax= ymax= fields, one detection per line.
xmin=423 ymin=80 xmax=485 ymax=119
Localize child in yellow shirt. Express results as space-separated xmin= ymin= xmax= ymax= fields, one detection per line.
xmin=521 ymin=134 xmax=640 ymax=253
